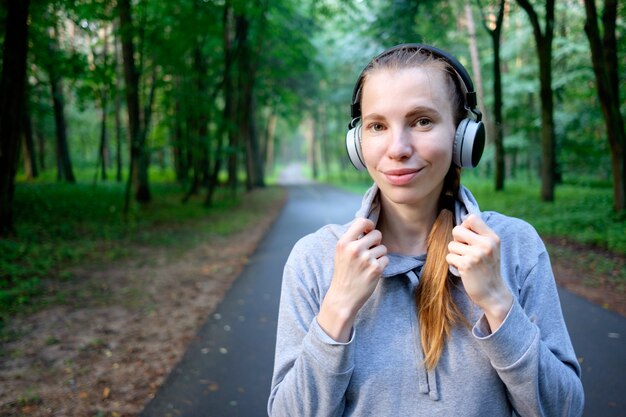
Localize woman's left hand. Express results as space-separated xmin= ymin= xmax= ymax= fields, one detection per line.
xmin=446 ymin=214 xmax=513 ymax=332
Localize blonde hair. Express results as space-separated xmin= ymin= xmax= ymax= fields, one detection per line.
xmin=362 ymin=46 xmax=466 ymax=369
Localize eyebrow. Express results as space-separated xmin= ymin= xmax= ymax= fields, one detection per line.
xmin=405 ymin=106 xmax=441 ymax=119
xmin=362 ymin=106 xmax=441 ymax=122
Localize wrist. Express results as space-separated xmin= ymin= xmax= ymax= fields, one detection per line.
xmin=318 ymin=295 xmax=356 ymax=343
xmin=481 ymin=291 xmax=513 ymax=333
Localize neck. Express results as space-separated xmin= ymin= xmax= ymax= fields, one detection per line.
xmin=377 ymin=195 xmax=439 ymax=256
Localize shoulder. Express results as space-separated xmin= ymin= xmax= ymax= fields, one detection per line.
xmin=483 ymin=211 xmax=545 ymax=253
xmin=288 ymin=222 xmax=347 ymax=262
xmin=283 ymin=224 xmax=347 ymax=304
xmin=482 ymin=211 xmax=550 ymax=290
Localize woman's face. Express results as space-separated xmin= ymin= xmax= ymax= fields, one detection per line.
xmin=360 ymin=67 xmax=456 ymax=209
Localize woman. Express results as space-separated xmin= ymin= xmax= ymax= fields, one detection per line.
xmin=268 ymin=44 xmax=584 ymax=416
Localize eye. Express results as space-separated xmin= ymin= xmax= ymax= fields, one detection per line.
xmin=367 ymin=122 xmax=385 ymax=133
xmin=414 ymin=117 xmax=432 ymax=128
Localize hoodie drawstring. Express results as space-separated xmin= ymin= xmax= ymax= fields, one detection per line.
xmin=406 ymin=269 xmax=440 ymax=401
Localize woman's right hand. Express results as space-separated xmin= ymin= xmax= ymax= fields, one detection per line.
xmin=317 ymin=218 xmax=388 ymax=342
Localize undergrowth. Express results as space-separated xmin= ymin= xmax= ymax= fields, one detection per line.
xmin=0 ymin=180 xmax=284 ymax=323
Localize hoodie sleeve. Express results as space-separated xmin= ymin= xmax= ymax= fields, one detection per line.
xmin=473 ymin=218 xmax=584 ymax=417
xmin=268 ymin=238 xmax=355 ymax=417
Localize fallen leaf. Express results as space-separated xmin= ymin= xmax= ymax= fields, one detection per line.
xmin=103 ymin=387 xmax=111 ymax=399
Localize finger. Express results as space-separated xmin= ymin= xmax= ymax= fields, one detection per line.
xmin=445 ymin=252 xmax=461 ymax=270
xmin=368 ymin=254 xmax=389 ymax=271
xmin=368 ymin=244 xmax=387 ymax=260
xmin=451 ymin=224 xmax=475 ymax=245
xmin=461 ymin=214 xmax=498 ymax=239
xmin=359 ymin=229 xmax=383 ymax=249
xmin=447 ymin=240 xmax=468 ymax=256
xmin=343 ymin=217 xmax=376 ymax=241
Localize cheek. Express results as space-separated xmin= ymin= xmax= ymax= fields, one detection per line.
xmin=361 ymin=137 xmax=385 ymax=163
xmin=421 ymin=137 xmax=453 ymax=164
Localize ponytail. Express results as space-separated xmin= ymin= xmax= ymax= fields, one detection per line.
xmin=415 ymin=166 xmax=465 ymax=370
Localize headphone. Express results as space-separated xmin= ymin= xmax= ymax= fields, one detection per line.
xmin=346 ymin=43 xmax=485 ymax=170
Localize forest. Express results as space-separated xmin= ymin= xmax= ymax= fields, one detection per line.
xmin=0 ymin=0 xmax=625 ymax=305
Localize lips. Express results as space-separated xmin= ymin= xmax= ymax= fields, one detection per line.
xmin=382 ymin=168 xmax=422 ymax=186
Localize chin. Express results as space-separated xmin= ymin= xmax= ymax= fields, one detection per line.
xmin=374 ymin=178 xmax=444 ymax=209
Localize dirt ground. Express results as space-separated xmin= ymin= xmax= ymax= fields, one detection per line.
xmin=1 ymin=194 xmax=624 ymax=417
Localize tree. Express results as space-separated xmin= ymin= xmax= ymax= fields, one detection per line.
xmin=47 ymin=24 xmax=76 ymax=183
xmin=118 ymin=0 xmax=151 ymax=205
xmin=477 ymin=0 xmax=506 ymax=190
xmin=583 ymin=0 xmax=625 ymax=213
xmin=0 ymin=0 xmax=30 ymax=235
xmin=516 ymin=0 xmax=557 ymax=201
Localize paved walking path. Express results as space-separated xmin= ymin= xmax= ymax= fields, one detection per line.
xmin=141 ymin=180 xmax=625 ymax=417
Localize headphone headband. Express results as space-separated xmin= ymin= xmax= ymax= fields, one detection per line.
xmin=349 ymin=43 xmax=480 ymax=127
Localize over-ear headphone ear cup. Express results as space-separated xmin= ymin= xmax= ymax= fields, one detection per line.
xmin=346 ymin=125 xmax=367 ymax=171
xmin=453 ymin=119 xmax=485 ymax=168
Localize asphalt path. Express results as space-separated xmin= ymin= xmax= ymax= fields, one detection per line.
xmin=140 ymin=182 xmax=625 ymax=417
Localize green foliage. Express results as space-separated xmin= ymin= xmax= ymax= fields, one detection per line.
xmin=461 ymin=176 xmax=626 ymax=253
xmin=0 ymin=179 xmax=284 ymax=320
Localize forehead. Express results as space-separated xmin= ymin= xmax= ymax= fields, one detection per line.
xmin=360 ymin=67 xmax=453 ymax=114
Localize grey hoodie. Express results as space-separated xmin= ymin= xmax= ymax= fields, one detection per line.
xmin=268 ymin=185 xmax=584 ymax=417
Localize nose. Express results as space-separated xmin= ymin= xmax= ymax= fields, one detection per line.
xmin=387 ymin=126 xmax=412 ymax=160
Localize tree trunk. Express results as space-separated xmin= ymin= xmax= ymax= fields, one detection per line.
xmin=584 ymin=0 xmax=625 ymax=213
xmin=236 ymin=14 xmax=263 ymax=190
xmin=477 ymin=0 xmax=506 ymax=191
xmin=464 ymin=4 xmax=484 ymax=115
xmin=264 ymin=111 xmax=277 ymax=175
xmin=224 ymin=1 xmax=239 ymax=194
xmin=0 ymin=0 xmax=30 ymax=235
xmin=22 ymin=110 xmax=38 ymax=179
xmin=538 ymin=42 xmax=556 ymax=201
xmin=516 ymin=0 xmax=556 ymax=202
xmin=97 ymin=26 xmax=110 ymax=182
xmin=305 ymin=117 xmax=318 ymax=179
xmin=119 ymin=0 xmax=150 ymax=206
xmin=97 ymin=93 xmax=109 ymax=181
xmin=113 ymin=21 xmax=123 ymax=183
xmin=206 ymin=1 xmax=233 ymax=206
xmin=49 ymin=63 xmax=75 ymax=183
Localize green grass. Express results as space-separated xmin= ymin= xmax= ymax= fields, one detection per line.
xmin=0 ymin=178 xmax=285 ymax=321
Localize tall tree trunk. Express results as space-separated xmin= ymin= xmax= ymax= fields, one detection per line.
xmin=236 ymin=14 xmax=263 ymax=190
xmin=119 ymin=0 xmax=150 ymax=206
xmin=264 ymin=111 xmax=277 ymax=175
xmin=22 ymin=110 xmax=38 ymax=179
xmin=477 ymin=0 xmax=506 ymax=190
xmin=206 ymin=2 xmax=233 ymax=206
xmin=113 ymin=21 xmax=123 ymax=183
xmin=97 ymin=92 xmax=109 ymax=181
xmin=584 ymin=0 xmax=625 ymax=213
xmin=97 ymin=26 xmax=110 ymax=182
xmin=224 ymin=1 xmax=239 ymax=194
xmin=516 ymin=0 xmax=556 ymax=202
xmin=0 ymin=0 xmax=30 ymax=235
xmin=49 ymin=63 xmax=75 ymax=183
xmin=464 ymin=4 xmax=485 ymax=113
xmin=305 ymin=117 xmax=318 ymax=179
xmin=318 ymin=104 xmax=331 ymax=178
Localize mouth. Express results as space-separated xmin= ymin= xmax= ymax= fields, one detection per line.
xmin=382 ymin=168 xmax=423 ymax=186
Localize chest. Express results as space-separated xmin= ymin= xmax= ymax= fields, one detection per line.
xmin=345 ymin=277 xmax=509 ymax=414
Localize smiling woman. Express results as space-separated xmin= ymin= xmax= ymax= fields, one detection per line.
xmin=268 ymin=44 xmax=584 ymax=417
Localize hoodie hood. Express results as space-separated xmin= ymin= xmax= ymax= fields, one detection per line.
xmin=354 ymin=183 xmax=482 ymax=279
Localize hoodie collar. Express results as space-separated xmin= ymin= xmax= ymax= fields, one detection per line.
xmin=354 ymin=183 xmax=482 ymax=279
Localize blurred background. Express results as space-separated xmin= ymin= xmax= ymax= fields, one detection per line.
xmin=0 ymin=0 xmax=625 ymax=415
